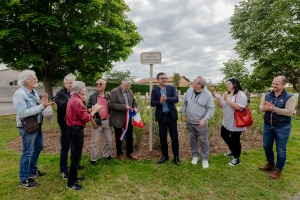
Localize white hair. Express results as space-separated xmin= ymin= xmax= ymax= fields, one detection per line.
xmin=121 ymin=77 xmax=132 ymax=84
xmin=196 ymin=76 xmax=206 ymax=88
xmin=18 ymin=70 xmax=36 ymax=87
xmin=72 ymin=81 xmax=85 ymax=94
xmin=63 ymin=74 xmax=75 ymax=83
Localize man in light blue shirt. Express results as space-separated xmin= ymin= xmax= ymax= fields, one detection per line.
xmin=13 ymin=70 xmax=54 ymax=188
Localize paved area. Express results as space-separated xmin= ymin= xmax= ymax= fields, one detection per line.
xmin=0 ymin=103 xmax=16 ymax=116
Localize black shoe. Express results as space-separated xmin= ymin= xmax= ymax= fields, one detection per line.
xmin=224 ymin=151 xmax=234 ymax=157
xmin=29 ymin=170 xmax=46 ymax=178
xmin=77 ymin=165 xmax=85 ymax=170
xmin=76 ymin=177 xmax=85 ymax=183
xmin=61 ymin=172 xmax=68 ymax=180
xmin=157 ymin=156 xmax=169 ymax=164
xmin=20 ymin=178 xmax=38 ymax=188
xmin=90 ymin=161 xmax=96 ymax=166
xmin=174 ymin=156 xmax=180 ymax=166
xmin=105 ymin=156 xmax=113 ymax=160
xmin=67 ymin=183 xmax=83 ymax=191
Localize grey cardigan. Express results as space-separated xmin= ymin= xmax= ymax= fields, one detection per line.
xmin=181 ymin=86 xmax=215 ymax=124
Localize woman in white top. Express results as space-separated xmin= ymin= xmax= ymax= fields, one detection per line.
xmin=213 ymin=78 xmax=247 ymax=166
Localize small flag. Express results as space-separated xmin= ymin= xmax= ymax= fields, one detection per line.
xmin=119 ymin=109 xmax=130 ymax=141
xmin=130 ymin=110 xmax=144 ymax=128
xmin=119 ymin=108 xmax=144 ymax=141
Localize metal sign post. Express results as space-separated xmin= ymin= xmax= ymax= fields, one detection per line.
xmin=140 ymin=52 xmax=161 ymax=151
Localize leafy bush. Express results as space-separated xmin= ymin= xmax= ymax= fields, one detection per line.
xmin=132 ymin=93 xmax=146 ymax=147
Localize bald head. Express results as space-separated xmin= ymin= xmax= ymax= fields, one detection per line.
xmin=272 ymin=76 xmax=287 ymax=94
xmin=274 ymin=76 xmax=288 ymax=84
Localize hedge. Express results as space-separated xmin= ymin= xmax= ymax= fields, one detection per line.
xmin=104 ymin=83 xmax=189 ymax=94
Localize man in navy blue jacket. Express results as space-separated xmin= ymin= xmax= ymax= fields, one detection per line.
xmin=259 ymin=76 xmax=296 ymax=180
xmin=151 ymin=72 xmax=180 ymax=166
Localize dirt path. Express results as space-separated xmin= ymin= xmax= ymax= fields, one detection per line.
xmin=6 ymin=122 xmax=262 ymax=161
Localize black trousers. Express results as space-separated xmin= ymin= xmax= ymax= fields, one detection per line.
xmin=114 ymin=120 xmax=133 ymax=157
xmin=158 ymin=113 xmax=179 ymax=158
xmin=59 ymin=125 xmax=70 ymax=174
xmin=221 ymin=125 xmax=242 ymax=158
xmin=67 ymin=127 xmax=84 ymax=186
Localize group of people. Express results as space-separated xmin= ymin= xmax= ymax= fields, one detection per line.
xmin=12 ymin=69 xmax=296 ymax=191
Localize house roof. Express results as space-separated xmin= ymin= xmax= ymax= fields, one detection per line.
xmin=137 ymin=76 xmax=190 ymax=84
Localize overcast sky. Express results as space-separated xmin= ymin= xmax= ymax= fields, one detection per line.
xmin=113 ymin=0 xmax=249 ymax=84
xmin=1 ymin=0 xmax=249 ymax=84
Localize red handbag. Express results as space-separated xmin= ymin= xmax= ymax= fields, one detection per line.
xmin=234 ymin=94 xmax=253 ymax=127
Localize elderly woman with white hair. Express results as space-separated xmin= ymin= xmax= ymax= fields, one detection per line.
xmin=12 ymin=70 xmax=54 ymax=188
xmin=65 ymin=81 xmax=100 ymax=191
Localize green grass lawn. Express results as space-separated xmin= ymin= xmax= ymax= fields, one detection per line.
xmin=1 ymin=115 xmax=300 ymax=199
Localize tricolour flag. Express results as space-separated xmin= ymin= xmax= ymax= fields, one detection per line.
xmin=129 ymin=109 xmax=144 ymax=128
xmin=119 ymin=109 xmax=130 ymax=141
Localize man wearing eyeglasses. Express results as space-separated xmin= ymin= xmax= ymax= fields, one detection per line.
xmin=151 ymin=72 xmax=180 ymax=166
xmin=181 ymin=76 xmax=215 ymax=169
xmin=109 ymin=77 xmax=139 ymax=162
xmin=87 ymin=79 xmax=112 ymax=165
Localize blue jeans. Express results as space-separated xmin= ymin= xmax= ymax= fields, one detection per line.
xmin=60 ymin=125 xmax=70 ymax=173
xmin=263 ymin=124 xmax=292 ymax=170
xmin=18 ymin=127 xmax=44 ymax=182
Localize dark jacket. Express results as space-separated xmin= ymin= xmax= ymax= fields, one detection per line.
xmin=109 ymin=86 xmax=137 ymax=128
xmin=150 ymin=85 xmax=179 ymax=122
xmin=264 ymin=89 xmax=293 ymax=126
xmin=87 ymin=91 xmax=110 ymax=125
xmin=55 ymin=87 xmax=72 ymax=126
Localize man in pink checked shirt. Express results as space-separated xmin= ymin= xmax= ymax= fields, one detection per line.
xmin=87 ymin=79 xmax=113 ymax=166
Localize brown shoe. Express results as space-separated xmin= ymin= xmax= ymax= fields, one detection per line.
xmin=269 ymin=168 xmax=281 ymax=180
xmin=118 ymin=154 xmax=124 ymax=162
xmin=127 ymin=154 xmax=138 ymax=160
xmin=259 ymin=162 xmax=275 ymax=171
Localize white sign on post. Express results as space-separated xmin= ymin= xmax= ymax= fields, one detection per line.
xmin=140 ymin=52 xmax=161 ymax=64
xmin=140 ymin=52 xmax=162 ymax=152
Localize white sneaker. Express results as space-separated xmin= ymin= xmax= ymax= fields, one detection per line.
xmin=229 ymin=158 xmax=240 ymax=166
xmin=202 ymin=160 xmax=209 ymax=169
xmin=191 ymin=157 xmax=199 ymax=165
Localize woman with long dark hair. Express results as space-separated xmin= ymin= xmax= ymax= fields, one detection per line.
xmin=213 ymin=78 xmax=247 ymax=166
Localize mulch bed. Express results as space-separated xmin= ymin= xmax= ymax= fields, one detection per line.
xmin=6 ymin=122 xmax=262 ymax=161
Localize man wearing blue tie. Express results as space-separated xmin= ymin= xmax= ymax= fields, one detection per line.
xmin=151 ymin=72 xmax=180 ymax=166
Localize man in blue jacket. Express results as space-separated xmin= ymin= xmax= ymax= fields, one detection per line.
xmin=151 ymin=72 xmax=180 ymax=166
xmin=259 ymin=76 xmax=296 ymax=180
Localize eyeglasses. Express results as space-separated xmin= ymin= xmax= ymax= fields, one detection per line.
xmin=158 ymin=77 xmax=168 ymax=80
xmin=95 ymin=83 xmax=103 ymax=86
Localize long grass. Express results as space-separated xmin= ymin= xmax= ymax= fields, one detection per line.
xmin=1 ymin=115 xmax=300 ymax=199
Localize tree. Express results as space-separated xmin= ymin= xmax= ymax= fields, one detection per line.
xmin=75 ymin=72 xmax=103 ymax=87
xmin=230 ymin=0 xmax=300 ymax=114
xmin=220 ymin=59 xmax=253 ymax=90
xmin=172 ymin=72 xmax=180 ymax=88
xmin=105 ymin=70 xmax=132 ymax=83
xmin=0 ymin=0 xmax=143 ymax=98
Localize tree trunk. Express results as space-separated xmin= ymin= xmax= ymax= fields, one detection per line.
xmin=41 ymin=65 xmax=54 ymax=101
xmin=44 ymin=76 xmax=54 ymax=101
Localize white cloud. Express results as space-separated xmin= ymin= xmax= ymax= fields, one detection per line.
xmin=113 ymin=0 xmax=243 ymax=84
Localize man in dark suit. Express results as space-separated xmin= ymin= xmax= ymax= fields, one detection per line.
xmin=109 ymin=77 xmax=139 ymax=162
xmin=151 ymin=72 xmax=180 ymax=166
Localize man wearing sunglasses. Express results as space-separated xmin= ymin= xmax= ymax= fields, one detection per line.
xmin=87 ymin=79 xmax=112 ymax=165
xmin=151 ymin=72 xmax=180 ymax=166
